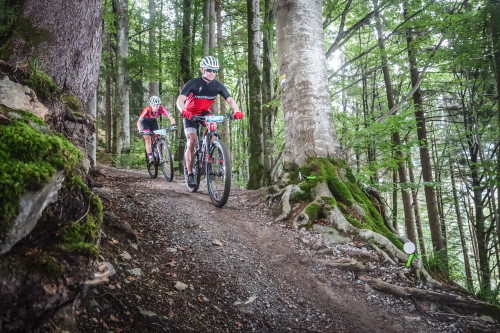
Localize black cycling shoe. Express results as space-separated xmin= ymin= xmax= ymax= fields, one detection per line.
xmin=187 ymin=173 xmax=196 ymax=186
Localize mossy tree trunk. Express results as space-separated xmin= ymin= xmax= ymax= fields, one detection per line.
xmin=8 ymin=0 xmax=102 ymax=105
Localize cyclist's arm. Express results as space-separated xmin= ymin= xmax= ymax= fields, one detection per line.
xmin=160 ymin=107 xmax=176 ymax=126
xmin=176 ymin=94 xmax=187 ymax=113
xmin=225 ymin=97 xmax=241 ymax=113
xmin=137 ymin=107 xmax=149 ymax=132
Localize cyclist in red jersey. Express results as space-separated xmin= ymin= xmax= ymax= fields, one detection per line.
xmin=137 ymin=96 xmax=176 ymax=163
xmin=176 ymin=56 xmax=244 ymax=186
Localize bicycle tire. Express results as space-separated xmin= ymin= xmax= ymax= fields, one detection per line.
xmin=206 ymin=139 xmax=231 ymax=207
xmin=146 ymin=149 xmax=158 ymax=178
xmin=183 ymin=145 xmax=201 ymax=192
xmin=158 ymin=139 xmax=174 ymax=182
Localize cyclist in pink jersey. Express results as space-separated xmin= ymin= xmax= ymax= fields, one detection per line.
xmin=176 ymin=56 xmax=244 ymax=186
xmin=137 ymin=96 xmax=176 ymax=163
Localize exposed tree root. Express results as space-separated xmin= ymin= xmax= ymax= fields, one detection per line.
xmin=358 ymin=274 xmax=500 ymax=322
xmin=267 ymin=182 xmax=440 ymax=288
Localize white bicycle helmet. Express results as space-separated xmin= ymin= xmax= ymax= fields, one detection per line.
xmin=149 ymin=95 xmax=161 ymax=105
xmin=200 ymin=56 xmax=219 ymax=70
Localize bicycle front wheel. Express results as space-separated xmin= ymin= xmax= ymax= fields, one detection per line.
xmin=146 ymin=149 xmax=158 ymax=178
xmin=206 ymin=140 xmax=231 ymax=207
xmin=158 ymin=139 xmax=174 ymax=182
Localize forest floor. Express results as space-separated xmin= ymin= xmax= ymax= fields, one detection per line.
xmin=48 ymin=164 xmax=499 ymax=333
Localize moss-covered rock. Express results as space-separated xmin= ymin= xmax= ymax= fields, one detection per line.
xmin=0 ymin=110 xmax=82 ymax=240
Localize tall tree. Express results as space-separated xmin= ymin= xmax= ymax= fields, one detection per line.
xmin=404 ymin=5 xmax=445 ymax=268
xmin=116 ymin=0 xmax=130 ymax=160
xmin=247 ymin=0 xmax=265 ymax=189
xmin=180 ymin=0 xmax=192 ymax=85
xmin=262 ymin=0 xmax=277 ymax=185
xmin=148 ymin=0 xmax=159 ymax=96
xmin=276 ymin=0 xmax=340 ymax=170
xmin=374 ymin=1 xmax=416 ymax=245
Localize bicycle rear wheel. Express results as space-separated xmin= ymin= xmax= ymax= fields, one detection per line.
xmin=206 ymin=140 xmax=231 ymax=207
xmin=183 ymin=146 xmax=201 ymax=192
xmin=146 ymin=149 xmax=158 ymax=178
xmin=158 ymin=139 xmax=173 ymax=182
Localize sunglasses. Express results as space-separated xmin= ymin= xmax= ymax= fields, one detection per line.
xmin=205 ymin=68 xmax=218 ymax=73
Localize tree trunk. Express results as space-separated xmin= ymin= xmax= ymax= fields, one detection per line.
xmin=86 ymin=91 xmax=97 ymax=169
xmin=247 ymin=0 xmax=265 ymax=189
xmin=209 ymin=0 xmax=216 ymax=54
xmin=404 ymin=9 xmax=444 ymax=260
xmin=215 ymin=1 xmax=229 ymax=148
xmin=275 ymin=0 xmax=340 ymax=170
xmin=202 ymin=0 xmax=210 ymax=56
xmin=104 ymin=31 xmax=113 ymax=154
xmin=180 ymin=0 xmax=192 ymax=85
xmin=262 ymin=0 xmax=276 ymax=185
xmin=148 ymin=0 xmax=159 ymax=96
xmin=449 ymin=161 xmax=474 ymax=291
xmin=374 ymin=2 xmax=416 ymax=244
xmin=116 ymin=0 xmax=130 ymax=159
xmin=488 ymin=0 xmax=500 ymax=245
xmin=9 ymin=0 xmax=102 ymax=104
xmin=408 ymin=159 xmax=426 ymax=257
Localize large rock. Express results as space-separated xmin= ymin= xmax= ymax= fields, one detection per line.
xmin=0 ymin=76 xmax=49 ymax=120
xmin=0 ymin=171 xmax=65 ymax=254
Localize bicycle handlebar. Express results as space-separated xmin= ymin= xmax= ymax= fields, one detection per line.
xmin=139 ymin=128 xmax=175 ymax=136
xmin=190 ymin=114 xmax=233 ymax=122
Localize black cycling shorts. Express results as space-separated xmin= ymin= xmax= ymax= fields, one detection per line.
xmin=141 ymin=118 xmax=159 ymax=131
xmin=183 ymin=111 xmax=212 ymax=131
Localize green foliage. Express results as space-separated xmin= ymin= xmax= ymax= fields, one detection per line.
xmin=422 ymin=249 xmax=448 ymax=278
xmin=0 ymin=113 xmax=82 ymax=238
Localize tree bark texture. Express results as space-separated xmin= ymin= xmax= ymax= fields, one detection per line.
xmin=262 ymin=0 xmax=276 ymax=185
xmin=276 ymin=0 xmax=340 ymax=170
xmin=116 ymin=0 xmax=130 ymax=155
xmin=9 ymin=0 xmax=102 ymax=104
xmin=247 ymin=0 xmax=265 ymax=189
xmin=180 ymin=0 xmax=192 ymax=85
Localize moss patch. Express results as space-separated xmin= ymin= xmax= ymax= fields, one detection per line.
xmin=25 ymin=63 xmax=60 ymax=99
xmin=58 ymin=175 xmax=103 ymax=257
xmin=292 ymin=157 xmax=403 ymax=250
xmin=0 ymin=110 xmax=82 ymax=240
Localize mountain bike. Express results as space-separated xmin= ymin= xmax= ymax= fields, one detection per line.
xmin=141 ymin=128 xmax=174 ymax=181
xmin=183 ymin=115 xmax=231 ymax=208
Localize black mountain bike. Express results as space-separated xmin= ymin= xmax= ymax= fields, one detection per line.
xmin=183 ymin=115 xmax=231 ymax=207
xmin=141 ymin=128 xmax=174 ymax=181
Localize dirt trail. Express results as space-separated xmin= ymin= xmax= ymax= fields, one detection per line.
xmin=57 ymin=165 xmax=497 ymax=333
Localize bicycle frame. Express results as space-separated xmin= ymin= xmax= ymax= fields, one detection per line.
xmin=142 ymin=129 xmax=174 ymax=181
xmin=184 ymin=115 xmax=231 ymax=207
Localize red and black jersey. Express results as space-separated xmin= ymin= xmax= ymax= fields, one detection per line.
xmin=180 ymin=77 xmax=231 ymax=115
xmin=139 ymin=105 xmax=170 ymax=120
